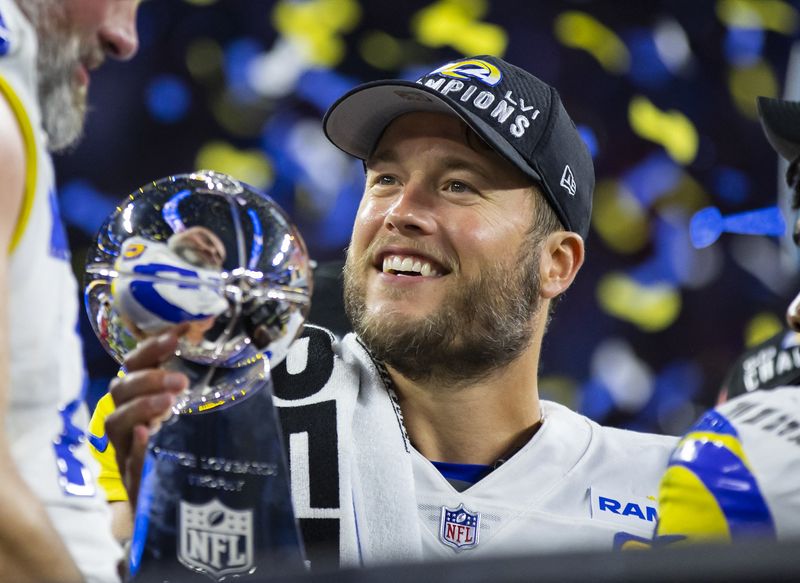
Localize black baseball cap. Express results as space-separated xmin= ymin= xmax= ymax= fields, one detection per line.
xmin=757 ymin=96 xmax=800 ymax=162
xmin=323 ymin=55 xmax=595 ymax=239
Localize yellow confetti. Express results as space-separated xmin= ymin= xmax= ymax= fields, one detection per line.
xmin=554 ymin=11 xmax=630 ymax=74
xmin=412 ymin=0 xmax=507 ymax=56
xmin=728 ymin=59 xmax=778 ymax=120
xmin=653 ymin=173 xmax=710 ymax=214
xmin=597 ymin=273 xmax=682 ymax=332
xmin=716 ymin=0 xmax=798 ymax=34
xmin=629 ymin=96 xmax=698 ymax=164
xmin=272 ymin=0 xmax=361 ymax=67
xmin=359 ymin=31 xmax=404 ymax=70
xmin=744 ymin=312 xmax=783 ymax=347
xmin=195 ymin=142 xmax=273 ymax=190
xmin=186 ymin=38 xmax=223 ymax=82
xmin=538 ymin=375 xmax=579 ymax=410
xmin=210 ymin=93 xmax=269 ymax=138
xmin=592 ymin=180 xmax=650 ymax=254
xmin=273 ymin=0 xmax=360 ymax=35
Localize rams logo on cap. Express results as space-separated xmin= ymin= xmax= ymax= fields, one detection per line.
xmin=430 ymin=59 xmax=502 ymax=87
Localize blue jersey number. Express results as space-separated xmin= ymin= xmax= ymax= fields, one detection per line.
xmin=53 ymin=399 xmax=95 ymax=497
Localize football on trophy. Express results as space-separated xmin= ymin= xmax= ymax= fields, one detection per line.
xmin=84 ymin=170 xmax=313 ymax=414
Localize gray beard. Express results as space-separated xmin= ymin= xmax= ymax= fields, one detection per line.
xmin=343 ymin=242 xmax=542 ymax=387
xmin=16 ymin=0 xmax=86 ymax=152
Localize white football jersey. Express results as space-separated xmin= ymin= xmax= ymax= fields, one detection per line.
xmin=89 ymin=327 xmax=677 ymax=567
xmin=413 ymin=400 xmax=676 ymax=558
xmin=0 ymin=0 xmax=122 ymax=580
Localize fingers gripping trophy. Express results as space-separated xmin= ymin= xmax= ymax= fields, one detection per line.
xmin=85 ymin=171 xmax=311 ymax=581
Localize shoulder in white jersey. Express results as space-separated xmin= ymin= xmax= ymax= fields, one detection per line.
xmin=0 ymin=0 xmax=121 ymax=580
xmin=657 ymin=386 xmax=800 ymax=544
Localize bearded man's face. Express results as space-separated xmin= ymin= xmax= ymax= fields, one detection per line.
xmin=17 ymin=0 xmax=139 ymax=152
xmin=343 ymin=112 xmax=546 ymax=385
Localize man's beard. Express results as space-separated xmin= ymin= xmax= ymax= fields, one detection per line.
xmin=17 ymin=0 xmax=89 ymax=152
xmin=344 ymin=239 xmax=542 ymax=386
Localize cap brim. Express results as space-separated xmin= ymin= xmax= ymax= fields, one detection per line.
xmin=322 ymin=80 xmax=545 ymax=185
xmin=757 ymin=96 xmax=800 ymax=162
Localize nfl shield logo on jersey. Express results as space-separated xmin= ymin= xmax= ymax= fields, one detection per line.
xmin=178 ymin=498 xmax=254 ymax=580
xmin=439 ymin=503 xmax=480 ymax=551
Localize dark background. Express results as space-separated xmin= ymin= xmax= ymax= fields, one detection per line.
xmin=60 ymin=0 xmax=800 ymax=434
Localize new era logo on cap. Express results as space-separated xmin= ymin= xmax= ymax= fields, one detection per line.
xmin=561 ymin=165 xmax=576 ymax=196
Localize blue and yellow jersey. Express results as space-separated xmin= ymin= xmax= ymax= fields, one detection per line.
xmin=656 ymin=386 xmax=800 ymax=544
xmin=88 ymin=392 xmax=129 ymax=503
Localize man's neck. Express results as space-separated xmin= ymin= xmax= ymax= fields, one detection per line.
xmin=387 ymin=344 xmax=542 ymax=466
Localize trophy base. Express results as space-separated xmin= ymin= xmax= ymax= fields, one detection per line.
xmin=129 ymin=361 xmax=306 ymax=582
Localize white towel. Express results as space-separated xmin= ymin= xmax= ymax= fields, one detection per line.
xmin=347 ymin=335 xmax=422 ymax=564
xmin=272 ymin=327 xmax=422 ymax=568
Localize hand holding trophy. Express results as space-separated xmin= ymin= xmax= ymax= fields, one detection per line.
xmin=85 ymin=170 xmax=312 ymax=581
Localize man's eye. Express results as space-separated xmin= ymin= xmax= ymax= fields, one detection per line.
xmin=447 ymin=181 xmax=470 ymax=193
xmin=377 ymin=175 xmax=396 ymax=186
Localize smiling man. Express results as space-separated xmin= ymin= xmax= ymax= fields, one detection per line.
xmin=0 ymin=0 xmax=139 ymax=581
xmin=105 ymin=55 xmax=677 ymax=567
xmin=326 ymin=55 xmax=677 ymax=556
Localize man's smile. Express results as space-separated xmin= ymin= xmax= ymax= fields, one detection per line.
xmin=381 ymin=254 xmax=443 ymax=277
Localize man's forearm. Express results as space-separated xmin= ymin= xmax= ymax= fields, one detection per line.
xmin=0 ymin=449 xmax=83 ymax=583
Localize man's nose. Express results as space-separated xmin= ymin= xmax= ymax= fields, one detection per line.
xmin=384 ymin=181 xmax=437 ymax=236
xmin=100 ymin=1 xmax=140 ymax=61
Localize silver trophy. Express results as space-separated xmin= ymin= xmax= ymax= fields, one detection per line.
xmin=85 ymin=170 xmax=311 ymax=581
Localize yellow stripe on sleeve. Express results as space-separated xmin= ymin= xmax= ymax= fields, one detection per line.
xmin=657 ymin=465 xmax=732 ymax=543
xmin=89 ymin=392 xmax=129 ymax=502
xmin=0 ymin=73 xmax=37 ymax=254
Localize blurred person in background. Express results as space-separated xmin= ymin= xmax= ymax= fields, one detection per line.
xmin=655 ymin=96 xmax=800 ymax=546
xmin=99 ymin=55 xmax=677 ymax=568
xmin=0 ymin=0 xmax=140 ymax=580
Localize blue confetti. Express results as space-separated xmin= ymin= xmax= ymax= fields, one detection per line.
xmin=724 ymin=27 xmax=764 ymax=66
xmin=622 ymin=153 xmax=681 ymax=206
xmin=690 ymin=205 xmax=785 ymax=249
xmin=145 ymin=75 xmax=191 ymax=123
xmin=577 ymin=124 xmax=599 ymax=158
xmin=579 ymin=378 xmax=616 ymax=422
xmin=224 ymin=38 xmax=263 ymax=103
xmin=59 ymin=180 xmax=116 ymax=237
xmin=626 ymin=29 xmax=672 ymax=88
xmin=713 ymin=166 xmax=750 ymax=205
xmin=296 ymin=69 xmax=360 ymax=113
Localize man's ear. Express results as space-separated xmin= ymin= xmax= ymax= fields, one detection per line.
xmin=538 ymin=231 xmax=584 ymax=299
